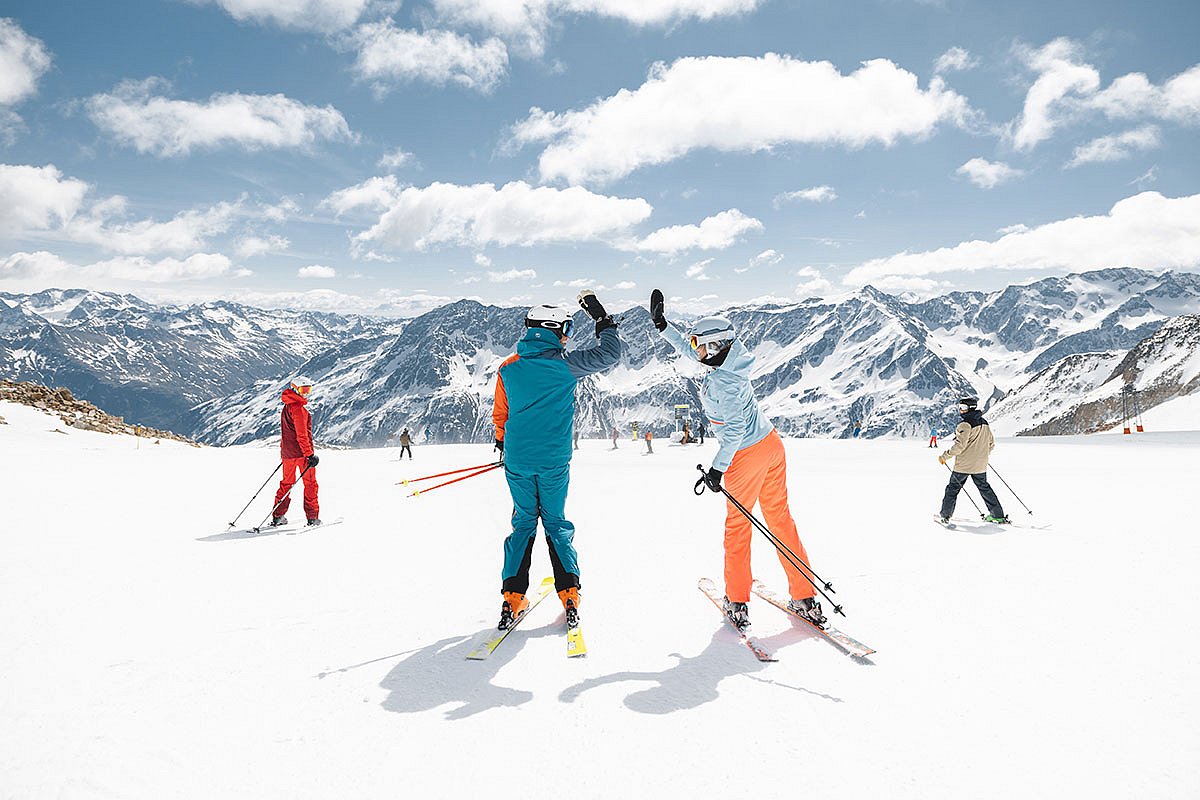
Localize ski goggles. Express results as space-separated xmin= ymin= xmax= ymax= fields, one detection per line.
xmin=531 ymin=318 xmax=573 ymax=336
xmin=689 ymin=332 xmax=730 ymax=351
xmin=293 ymin=384 xmax=312 ymax=396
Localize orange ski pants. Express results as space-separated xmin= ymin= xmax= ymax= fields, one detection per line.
xmin=722 ymin=429 xmax=814 ymax=603
xmin=273 ymin=457 xmax=319 ymax=520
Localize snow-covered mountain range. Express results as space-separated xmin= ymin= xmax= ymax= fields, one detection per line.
xmin=0 ymin=289 xmax=393 ymax=431
xmin=185 ymin=268 xmax=1200 ymax=446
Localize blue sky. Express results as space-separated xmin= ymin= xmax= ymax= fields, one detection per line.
xmin=1 ymin=0 xmax=1198 ymax=316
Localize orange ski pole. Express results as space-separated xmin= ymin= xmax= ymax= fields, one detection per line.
xmin=397 ymin=460 xmax=503 ymax=486
xmin=408 ymin=462 xmax=503 ymax=497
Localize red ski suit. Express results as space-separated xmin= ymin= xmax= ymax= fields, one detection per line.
xmin=274 ymin=388 xmax=318 ymax=519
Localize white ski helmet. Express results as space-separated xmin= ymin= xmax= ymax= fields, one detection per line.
xmin=525 ymin=304 xmax=574 ymax=336
xmin=290 ymin=375 xmax=314 ymax=395
xmin=687 ymin=316 xmax=735 ymax=353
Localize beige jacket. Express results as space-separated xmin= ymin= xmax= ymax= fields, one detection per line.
xmin=942 ymin=415 xmax=994 ymax=474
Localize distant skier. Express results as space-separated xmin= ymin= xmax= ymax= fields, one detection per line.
xmin=610 ymin=427 xmax=619 ymax=450
xmin=651 ymin=289 xmax=825 ymax=630
xmin=398 ymin=427 xmax=413 ymax=459
xmin=271 ymin=375 xmax=321 ymax=527
xmin=491 ymin=291 xmax=622 ymax=630
xmin=852 ymin=420 xmax=862 ymax=438
xmin=928 ymin=428 xmax=938 ymax=448
xmin=681 ymin=421 xmax=692 ymax=444
xmin=938 ymin=397 xmax=1008 ymax=524
xmin=644 ymin=429 xmax=654 ymax=454
xmin=698 ymin=420 xmax=706 ymax=445
xmin=574 ymin=427 xmax=580 ymax=451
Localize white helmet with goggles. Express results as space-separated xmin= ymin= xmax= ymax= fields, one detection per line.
xmin=526 ymin=304 xmax=574 ymax=337
xmin=687 ymin=316 xmax=735 ymax=353
xmin=290 ymin=375 xmax=314 ymax=395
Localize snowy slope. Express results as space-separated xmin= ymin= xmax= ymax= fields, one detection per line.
xmin=2 ymin=403 xmax=1198 ymax=798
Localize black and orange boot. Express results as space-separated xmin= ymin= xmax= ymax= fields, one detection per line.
xmin=558 ymin=587 xmax=581 ymax=628
xmin=498 ymin=591 xmax=528 ymax=630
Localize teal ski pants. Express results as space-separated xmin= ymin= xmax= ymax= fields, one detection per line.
xmin=501 ymin=464 xmax=578 ymax=595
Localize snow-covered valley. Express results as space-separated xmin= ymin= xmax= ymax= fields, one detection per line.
xmin=2 ymin=401 xmax=1196 ymax=798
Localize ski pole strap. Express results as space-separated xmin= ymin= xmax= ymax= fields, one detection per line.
xmin=398 ymin=460 xmax=504 ymax=485
xmin=409 ymin=462 xmax=503 ymax=497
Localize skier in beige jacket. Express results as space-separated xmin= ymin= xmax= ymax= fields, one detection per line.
xmin=937 ymin=397 xmax=1008 ymax=524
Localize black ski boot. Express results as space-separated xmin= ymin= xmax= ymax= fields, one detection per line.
xmin=722 ymin=596 xmax=750 ymax=630
xmin=269 ymin=515 xmax=288 ymax=527
xmin=306 ymin=518 xmax=322 ymax=527
xmin=787 ymin=597 xmax=828 ymax=629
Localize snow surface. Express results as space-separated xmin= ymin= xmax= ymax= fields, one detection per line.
xmin=2 ymin=401 xmax=1198 ymax=798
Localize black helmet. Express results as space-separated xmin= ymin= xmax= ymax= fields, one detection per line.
xmin=958 ymin=397 xmax=978 ymax=412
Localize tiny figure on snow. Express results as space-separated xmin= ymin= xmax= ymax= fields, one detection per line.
xmin=271 ymin=375 xmax=322 ymax=528
xmin=491 ymin=291 xmax=622 ymax=631
xmin=610 ymin=426 xmax=619 ymax=450
xmin=928 ymin=428 xmax=938 ymax=448
xmin=644 ymin=429 xmax=654 ymax=454
xmin=698 ymin=419 xmax=706 ymax=445
xmin=398 ymin=427 xmax=413 ymax=459
xmin=937 ymin=398 xmax=1008 ymax=525
xmin=651 ymin=289 xmax=826 ymax=631
xmin=681 ymin=420 xmax=692 ymax=444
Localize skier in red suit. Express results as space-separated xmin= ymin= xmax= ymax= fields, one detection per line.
xmin=271 ymin=375 xmax=321 ymax=527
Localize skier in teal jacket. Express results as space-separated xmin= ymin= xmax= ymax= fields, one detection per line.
xmin=491 ymin=290 xmax=622 ymax=629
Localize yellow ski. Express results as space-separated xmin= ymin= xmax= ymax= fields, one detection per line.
xmin=466 ymin=577 xmax=555 ymax=660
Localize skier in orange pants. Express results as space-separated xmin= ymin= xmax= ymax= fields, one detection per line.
xmin=651 ymin=289 xmax=825 ymax=630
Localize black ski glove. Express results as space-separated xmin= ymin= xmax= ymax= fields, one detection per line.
xmin=650 ymin=288 xmax=667 ymax=332
xmin=703 ymin=467 xmax=724 ymax=493
xmin=577 ymin=289 xmax=617 ymax=337
xmin=577 ymin=289 xmax=608 ymax=320
xmin=494 ymin=438 xmax=504 ymax=454
xmin=306 ymin=454 xmax=320 ymax=467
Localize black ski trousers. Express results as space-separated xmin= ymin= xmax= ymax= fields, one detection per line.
xmin=941 ymin=470 xmax=1005 ymax=519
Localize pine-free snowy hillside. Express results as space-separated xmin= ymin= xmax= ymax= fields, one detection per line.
xmin=2 ymin=404 xmax=1197 ymax=798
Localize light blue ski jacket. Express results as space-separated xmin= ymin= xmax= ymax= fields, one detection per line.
xmin=660 ymin=325 xmax=774 ymax=471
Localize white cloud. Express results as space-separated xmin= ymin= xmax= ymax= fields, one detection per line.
xmin=378 ymin=147 xmax=416 ymax=170
xmin=86 ymin=78 xmax=354 ymax=157
xmin=473 ymin=252 xmax=492 ymax=267
xmin=956 ymin=157 xmax=1023 ymax=189
xmin=487 ymin=268 xmax=536 ymax=282
xmin=0 ymin=250 xmax=233 ymax=282
xmin=553 ymin=278 xmax=594 ymax=288
xmin=192 ymin=0 xmax=370 ymax=32
xmin=431 ymin=0 xmax=761 ymax=58
xmin=1130 ymin=166 xmax=1158 ymax=188
xmin=684 ymin=258 xmax=714 ymax=281
xmin=0 ymin=18 xmax=51 ymax=106
xmin=735 ymin=248 xmax=783 ymax=273
xmin=773 ymin=186 xmax=836 ymax=206
xmin=1065 ymin=125 xmax=1160 ymax=168
xmin=844 ymin=191 xmax=1200 ymax=284
xmin=0 ymin=163 xmax=89 ymax=234
xmin=867 ymin=275 xmax=951 ymax=299
xmin=612 ymin=280 xmax=636 ymax=290
xmin=63 ymin=198 xmax=241 ymax=255
xmin=234 ymin=234 xmax=290 ymax=258
xmin=1010 ymin=39 xmax=1200 ymax=151
xmin=350 ymin=20 xmax=508 ymax=94
xmin=1010 ymin=39 xmax=1100 ymax=151
xmin=510 ymin=54 xmax=972 ymax=185
xmin=155 ymin=286 xmax=467 ymax=317
xmin=260 ymin=198 xmax=301 ymax=222
xmin=327 ymin=179 xmax=653 ymax=252
xmin=633 ymin=209 xmax=762 ymax=254
xmin=997 ymin=223 xmax=1029 ymax=235
xmin=795 ymin=266 xmax=831 ymax=297
xmin=933 ymin=46 xmax=977 ymax=75
xmin=298 ymin=264 xmax=337 ymax=278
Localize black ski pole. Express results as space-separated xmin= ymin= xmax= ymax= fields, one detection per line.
xmin=943 ymin=462 xmax=985 ymax=518
xmin=988 ymin=464 xmax=1033 ymax=515
xmin=694 ymin=465 xmax=845 ymax=617
xmin=252 ymin=464 xmax=313 ymax=532
xmin=228 ymin=463 xmax=283 ymax=529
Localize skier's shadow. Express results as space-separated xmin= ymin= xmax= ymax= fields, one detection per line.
xmin=558 ymin=628 xmax=843 ymax=714
xmin=378 ymin=622 xmax=560 ymax=720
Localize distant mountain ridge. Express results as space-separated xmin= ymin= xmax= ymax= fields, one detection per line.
xmin=0 ymin=288 xmax=394 ymax=431
xmin=184 ymin=268 xmax=1200 ymax=445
